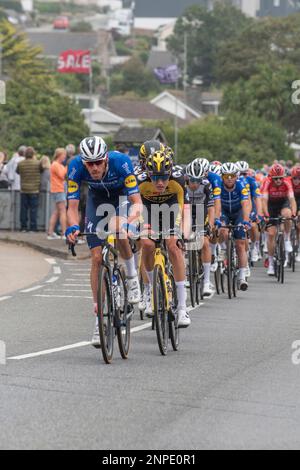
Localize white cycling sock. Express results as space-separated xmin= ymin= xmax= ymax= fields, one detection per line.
xmin=203 ymin=263 xmax=211 ymax=284
xmin=176 ymin=281 xmax=187 ymax=309
xmin=210 ymin=243 xmax=217 ymax=256
xmin=269 ymin=256 xmax=274 ymax=266
xmin=239 ymin=268 xmax=246 ymax=281
xmin=146 ymin=270 xmax=154 ymax=286
xmin=124 ymin=256 xmax=137 ymax=278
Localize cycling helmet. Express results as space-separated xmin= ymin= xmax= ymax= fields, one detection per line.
xmin=268 ymin=163 xmax=285 ymax=178
xmin=139 ymin=140 xmax=164 ymax=162
xmin=209 ymin=163 xmax=222 ymax=176
xmin=236 ymin=161 xmax=249 ymax=173
xmin=211 ymin=160 xmax=222 ymax=166
xmin=221 ymin=162 xmax=238 ymax=175
xmin=163 ymin=145 xmax=175 ymax=161
xmin=80 ymin=136 xmax=108 ymax=162
xmin=291 ymin=166 xmax=300 ymax=178
xmin=146 ymin=150 xmax=173 ymax=175
xmin=194 ymin=157 xmax=210 ymax=174
xmin=186 ymin=159 xmax=207 ymax=180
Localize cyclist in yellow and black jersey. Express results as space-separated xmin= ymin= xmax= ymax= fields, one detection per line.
xmin=138 ymin=150 xmax=191 ymax=328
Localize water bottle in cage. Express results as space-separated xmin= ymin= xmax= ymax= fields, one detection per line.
xmin=112 ymin=271 xmax=121 ymax=309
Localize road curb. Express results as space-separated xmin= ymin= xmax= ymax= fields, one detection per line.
xmin=0 ymin=235 xmax=90 ymax=261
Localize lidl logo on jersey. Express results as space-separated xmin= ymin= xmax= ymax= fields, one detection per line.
xmin=68 ymin=180 xmax=79 ymax=193
xmin=213 ymin=187 xmax=221 ymax=196
xmin=241 ymin=188 xmax=249 ymax=196
xmin=125 ymin=175 xmax=137 ymax=189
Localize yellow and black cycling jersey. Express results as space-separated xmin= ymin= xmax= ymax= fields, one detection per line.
xmin=137 ymin=170 xmax=189 ymax=208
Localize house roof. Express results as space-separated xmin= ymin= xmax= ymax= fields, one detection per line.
xmin=134 ymin=0 xmax=205 ymax=18
xmin=114 ymin=127 xmax=167 ymax=144
xmin=106 ymin=98 xmax=185 ymax=123
xmin=27 ymin=31 xmax=114 ymax=59
xmin=150 ymin=91 xmax=204 ymax=120
xmin=147 ymin=50 xmax=176 ymax=70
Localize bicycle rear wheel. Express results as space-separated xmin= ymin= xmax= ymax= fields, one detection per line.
xmin=188 ymin=249 xmax=197 ymax=307
xmin=97 ymin=265 xmax=114 ymax=364
xmin=168 ymin=272 xmax=179 ymax=351
xmin=116 ymin=268 xmax=131 ymax=360
xmin=153 ymin=264 xmax=168 ymax=356
xmin=226 ymin=238 xmax=234 ymax=299
xmin=290 ymin=228 xmax=297 ymax=273
xmin=279 ymin=234 xmax=285 ymax=284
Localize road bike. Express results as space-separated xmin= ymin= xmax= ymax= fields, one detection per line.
xmin=69 ymin=232 xmax=133 ymax=364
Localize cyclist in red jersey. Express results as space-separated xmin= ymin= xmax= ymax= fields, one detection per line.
xmin=291 ymin=166 xmax=300 ymax=262
xmin=261 ymin=164 xmax=296 ymax=275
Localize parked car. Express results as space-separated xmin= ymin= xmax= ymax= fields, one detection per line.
xmin=53 ymin=16 xmax=69 ymax=30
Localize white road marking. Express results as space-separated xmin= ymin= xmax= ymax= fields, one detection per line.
xmin=53 ymin=266 xmax=61 ymax=275
xmin=0 ymin=340 xmax=6 ymax=365
xmin=21 ymin=285 xmax=44 ymax=293
xmin=68 ymin=274 xmax=88 ymax=277
xmin=0 ymin=296 xmax=12 ymax=302
xmin=7 ymin=303 xmax=203 ymax=361
xmin=45 ymin=258 xmax=57 ymax=265
xmin=33 ymin=294 xmax=93 ymax=299
xmin=8 ymin=342 xmax=91 ymax=360
xmin=44 ymin=289 xmax=91 ymax=293
xmin=46 ymin=277 xmax=59 ymax=284
xmin=63 ymin=284 xmax=90 ymax=287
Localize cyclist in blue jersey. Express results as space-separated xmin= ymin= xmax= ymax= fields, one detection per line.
xmin=237 ymin=161 xmax=263 ymax=263
xmin=66 ymin=136 xmax=143 ymax=347
xmin=216 ymin=162 xmax=251 ymax=291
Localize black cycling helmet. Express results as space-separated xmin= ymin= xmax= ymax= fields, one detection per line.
xmin=139 ymin=140 xmax=164 ymax=162
xmin=145 ymin=150 xmax=173 ymax=176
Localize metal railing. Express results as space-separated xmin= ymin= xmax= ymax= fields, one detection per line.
xmin=0 ymin=190 xmax=51 ymax=231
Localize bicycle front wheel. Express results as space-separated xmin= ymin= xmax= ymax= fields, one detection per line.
xmin=97 ymin=265 xmax=114 ymax=364
xmin=168 ymin=272 xmax=179 ymax=352
xmin=153 ymin=264 xmax=168 ymax=356
xmin=226 ymin=238 xmax=233 ymax=299
xmin=116 ymin=268 xmax=131 ymax=360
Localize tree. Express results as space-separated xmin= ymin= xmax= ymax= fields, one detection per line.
xmin=167 ymin=3 xmax=252 ymax=86
xmin=0 ymin=20 xmax=47 ymax=77
xmin=222 ymin=63 xmax=300 ymax=141
xmin=0 ymin=74 xmax=89 ymax=155
xmin=158 ymin=113 xmax=292 ymax=167
xmin=111 ymin=57 xmax=161 ymax=97
xmin=216 ymin=14 xmax=300 ymax=84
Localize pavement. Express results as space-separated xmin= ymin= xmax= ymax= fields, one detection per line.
xmin=0 ymin=230 xmax=90 ymax=260
xmin=1 ymin=243 xmax=300 ymax=450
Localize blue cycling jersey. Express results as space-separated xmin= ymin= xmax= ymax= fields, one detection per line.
xmin=215 ymin=180 xmax=249 ymax=214
xmin=67 ymin=152 xmax=139 ymax=201
xmin=239 ymin=175 xmax=261 ymax=200
xmin=207 ymin=172 xmax=222 ymax=198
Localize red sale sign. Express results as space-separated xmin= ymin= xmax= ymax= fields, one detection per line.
xmin=57 ymin=50 xmax=91 ymax=74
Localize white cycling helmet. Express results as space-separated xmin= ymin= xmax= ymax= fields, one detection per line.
xmin=221 ymin=162 xmax=239 ymax=175
xmin=80 ymin=136 xmax=108 ymax=162
xmin=194 ymin=157 xmax=210 ymax=174
xmin=236 ymin=161 xmax=249 ymax=173
xmin=186 ymin=159 xmax=208 ymax=180
xmin=209 ymin=163 xmax=222 ymax=176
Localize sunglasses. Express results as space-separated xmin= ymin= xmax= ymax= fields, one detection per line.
xmin=85 ymin=160 xmax=106 ymax=167
xmin=189 ymin=178 xmax=203 ymax=184
xmin=272 ymin=177 xmax=283 ymax=181
xmin=150 ymin=174 xmax=170 ymax=182
xmin=293 ymin=177 xmax=300 ymax=181
xmin=222 ymin=174 xmax=237 ymax=180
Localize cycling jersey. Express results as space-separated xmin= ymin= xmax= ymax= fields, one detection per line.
xmin=186 ymin=179 xmax=214 ymax=207
xmin=239 ymin=175 xmax=261 ymax=200
xmin=291 ymin=178 xmax=300 ymax=210
xmin=137 ymin=169 xmax=188 ymax=231
xmin=261 ymin=177 xmax=294 ymax=202
xmin=67 ymin=152 xmax=139 ymax=249
xmin=207 ymin=171 xmax=222 ymax=197
xmin=67 ymin=152 xmax=139 ymax=201
xmin=214 ymin=180 xmax=249 ymax=215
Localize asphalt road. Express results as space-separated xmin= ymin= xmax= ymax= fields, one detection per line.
xmin=1 ymin=246 xmax=300 ymax=450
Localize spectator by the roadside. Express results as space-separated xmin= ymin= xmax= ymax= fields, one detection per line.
xmin=64 ymin=143 xmax=76 ymax=167
xmin=17 ymin=147 xmax=42 ymax=232
xmin=5 ymin=145 xmax=26 ymax=191
xmin=47 ymin=148 xmax=67 ymax=240
xmin=0 ymin=151 xmax=9 ymax=189
xmin=40 ymin=155 xmax=51 ymax=192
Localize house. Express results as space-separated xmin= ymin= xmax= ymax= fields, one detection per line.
xmin=200 ymin=91 xmax=223 ymax=115
xmin=150 ymin=90 xmax=204 ymax=122
xmin=27 ymin=31 xmax=116 ymax=71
